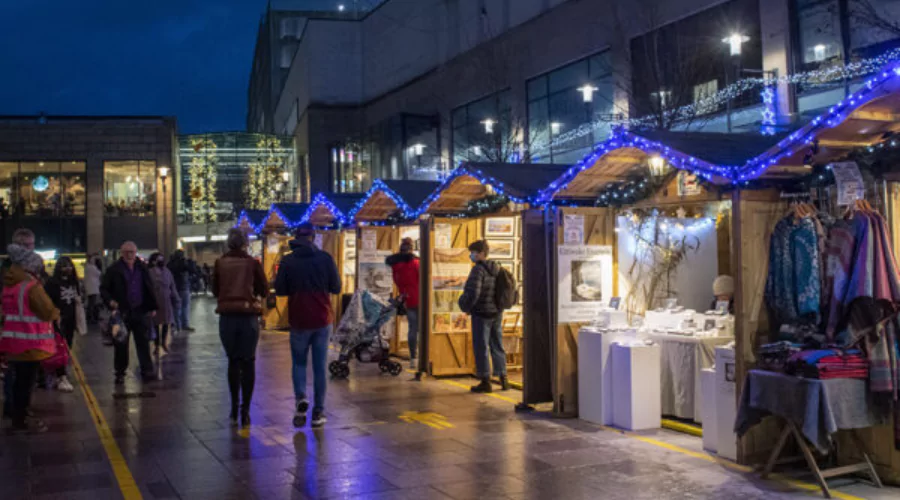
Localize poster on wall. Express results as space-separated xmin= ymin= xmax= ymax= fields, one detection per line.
xmin=677 ymin=171 xmax=702 ymax=197
xmin=563 ymin=214 xmax=584 ymax=245
xmin=399 ymin=226 xmax=420 ymax=252
xmin=432 ymin=248 xmax=471 ymax=291
xmin=831 ymin=161 xmax=865 ymax=206
xmin=435 ymin=223 xmax=452 ymax=249
xmin=358 ymin=250 xmax=392 ymax=298
xmin=361 ymin=229 xmax=377 ymax=251
xmin=558 ymin=245 xmax=613 ymax=323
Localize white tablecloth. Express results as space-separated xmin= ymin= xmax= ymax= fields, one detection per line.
xmin=645 ymin=334 xmax=733 ymax=423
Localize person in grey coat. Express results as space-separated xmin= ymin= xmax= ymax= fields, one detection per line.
xmin=148 ymin=252 xmax=181 ymax=354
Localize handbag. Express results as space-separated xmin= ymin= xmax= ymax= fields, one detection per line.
xmin=107 ymin=310 xmax=130 ymax=345
xmin=42 ymin=329 xmax=70 ymax=371
xmin=75 ymin=296 xmax=88 ymax=336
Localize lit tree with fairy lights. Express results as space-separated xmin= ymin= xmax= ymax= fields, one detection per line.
xmin=246 ymin=136 xmax=285 ymax=210
xmin=189 ymin=137 xmax=218 ymax=224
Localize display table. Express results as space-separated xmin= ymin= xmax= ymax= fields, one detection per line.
xmin=644 ymin=333 xmax=732 ymax=422
xmin=735 ymin=370 xmax=886 ymax=498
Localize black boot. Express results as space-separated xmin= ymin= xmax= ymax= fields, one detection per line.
xmin=229 ymin=404 xmax=239 ymax=425
xmin=470 ymin=378 xmax=493 ymax=393
xmin=500 ymin=375 xmax=510 ymax=391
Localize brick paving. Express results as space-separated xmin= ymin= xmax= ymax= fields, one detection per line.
xmin=1 ymin=296 xmax=896 ymax=499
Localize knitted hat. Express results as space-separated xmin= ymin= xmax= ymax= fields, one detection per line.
xmin=713 ymin=275 xmax=734 ymax=297
xmin=7 ymin=243 xmax=43 ymax=275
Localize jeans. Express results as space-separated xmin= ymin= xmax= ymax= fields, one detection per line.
xmin=406 ymin=307 xmax=419 ymax=361
xmin=178 ymin=285 xmax=191 ymax=329
xmin=289 ymin=326 xmax=330 ymax=412
xmin=114 ymin=312 xmax=154 ymax=377
xmin=471 ymin=315 xmax=506 ymax=379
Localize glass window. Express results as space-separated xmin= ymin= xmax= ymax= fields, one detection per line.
xmin=104 ymin=161 xmax=156 ymax=216
xmin=451 ymin=90 xmax=514 ymax=164
xmin=0 ymin=162 xmax=17 ymax=217
xmin=849 ymin=0 xmax=900 ymax=51
xmin=61 ymin=162 xmax=86 ymax=216
xmin=526 ymin=50 xmax=614 ymax=163
xmin=693 ymin=80 xmax=719 ymax=115
xmin=20 ymin=162 xmax=61 ymax=216
xmin=796 ymin=0 xmax=843 ymax=64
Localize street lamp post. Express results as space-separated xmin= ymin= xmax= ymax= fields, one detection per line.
xmin=159 ymin=166 xmax=169 ymax=254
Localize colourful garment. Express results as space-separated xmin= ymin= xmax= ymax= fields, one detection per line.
xmin=765 ymin=216 xmax=822 ymax=330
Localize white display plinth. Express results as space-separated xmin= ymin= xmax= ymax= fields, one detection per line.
xmin=715 ymin=346 xmax=737 ymax=461
xmin=700 ymin=368 xmax=717 ymax=453
xmin=577 ymin=327 xmax=615 ymax=425
xmin=611 ymin=343 xmax=661 ymax=431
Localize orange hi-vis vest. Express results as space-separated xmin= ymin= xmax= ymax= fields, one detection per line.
xmin=0 ymin=278 xmax=55 ymax=359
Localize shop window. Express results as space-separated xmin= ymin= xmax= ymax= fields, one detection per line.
xmin=104 ymin=161 xmax=156 ymax=216
xmin=61 ymin=161 xmax=86 ymax=216
xmin=0 ymin=162 xmax=17 ymax=218
xmin=452 ymin=90 xmax=514 ymax=164
xmin=19 ymin=162 xmax=62 ymax=217
xmin=693 ymin=80 xmax=719 ymax=115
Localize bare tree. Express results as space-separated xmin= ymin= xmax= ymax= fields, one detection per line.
xmin=850 ymin=0 xmax=900 ymax=39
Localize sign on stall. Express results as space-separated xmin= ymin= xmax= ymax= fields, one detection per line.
xmin=557 ymin=245 xmax=614 ymax=323
xmin=831 ymin=161 xmax=865 ymax=206
xmin=434 ymin=223 xmax=452 ymax=249
xmin=358 ymin=249 xmax=392 ymax=298
xmin=361 ymin=229 xmax=377 ymax=251
xmin=563 ymin=214 xmax=585 ymax=245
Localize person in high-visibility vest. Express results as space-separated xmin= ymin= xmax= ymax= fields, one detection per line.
xmin=0 ymin=242 xmax=59 ymax=434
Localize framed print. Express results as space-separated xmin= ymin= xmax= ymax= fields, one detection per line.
xmin=486 ymin=239 xmax=515 ymax=259
xmin=485 ymin=217 xmax=515 ymax=237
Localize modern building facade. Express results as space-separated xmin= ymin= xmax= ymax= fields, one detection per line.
xmin=248 ymin=0 xmax=900 ymax=197
xmin=0 ymin=115 xmax=178 ymax=259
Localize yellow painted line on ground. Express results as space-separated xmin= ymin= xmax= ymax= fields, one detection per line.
xmin=599 ymin=425 xmax=863 ymax=500
xmin=398 ymin=411 xmax=454 ymax=430
xmin=661 ymin=418 xmax=703 ymax=437
xmin=409 ymin=370 xmax=521 ymax=404
xmin=70 ymin=354 xmax=143 ymax=500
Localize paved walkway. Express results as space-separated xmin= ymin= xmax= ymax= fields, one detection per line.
xmin=2 ymin=296 xmax=897 ymax=499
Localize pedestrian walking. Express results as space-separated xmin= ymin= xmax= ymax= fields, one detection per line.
xmin=386 ymin=237 xmax=420 ymax=370
xmin=202 ymin=263 xmax=212 ymax=295
xmin=275 ymin=223 xmax=341 ymax=428
xmin=458 ymin=240 xmax=509 ymax=393
xmin=84 ymin=255 xmax=102 ymax=324
xmin=44 ymin=256 xmax=83 ymax=393
xmin=0 ymin=241 xmax=59 ymax=433
xmin=167 ymin=250 xmax=194 ymax=332
xmin=147 ymin=252 xmax=181 ymax=355
xmin=101 ymin=241 xmax=158 ymax=384
xmin=212 ymin=229 xmax=267 ymax=427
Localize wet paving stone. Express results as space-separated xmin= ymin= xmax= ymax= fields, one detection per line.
xmin=2 ymin=296 xmax=898 ymax=499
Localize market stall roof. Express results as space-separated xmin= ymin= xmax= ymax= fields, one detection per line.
xmin=733 ymin=64 xmax=900 ymax=181
xmin=305 ymin=193 xmax=365 ymax=226
xmin=261 ymin=202 xmax=309 ymax=230
xmin=419 ymin=162 xmax=570 ymax=215
xmin=234 ymin=209 xmax=268 ymax=233
xmin=539 ymin=129 xmax=787 ymax=202
xmin=349 ymin=179 xmax=442 ymax=222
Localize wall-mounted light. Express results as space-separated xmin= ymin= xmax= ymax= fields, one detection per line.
xmin=481 ymin=119 xmax=495 ymax=134
xmin=338 ymin=4 xmax=345 ymax=11
xmin=813 ymin=43 xmax=827 ymax=61
xmin=281 ymin=171 xmax=290 ymax=182
xmin=472 ymin=145 xmax=482 ymax=156
xmin=550 ymin=122 xmax=562 ymax=134
xmin=722 ymin=33 xmax=749 ymax=56
xmin=648 ymin=154 xmax=668 ymax=177
xmin=577 ymin=85 xmax=598 ymax=103
xmin=158 ymin=166 xmax=169 ymax=179
xmin=411 ymin=143 xmax=426 ymax=156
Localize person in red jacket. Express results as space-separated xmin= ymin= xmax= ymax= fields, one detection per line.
xmin=386 ymin=238 xmax=420 ymax=370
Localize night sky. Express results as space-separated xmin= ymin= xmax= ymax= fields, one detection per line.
xmin=0 ymin=0 xmax=350 ymax=134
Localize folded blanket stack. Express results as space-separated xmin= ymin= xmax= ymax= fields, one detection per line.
xmin=785 ymin=348 xmax=869 ymax=379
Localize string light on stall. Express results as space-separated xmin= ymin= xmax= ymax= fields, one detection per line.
xmin=413 ymin=164 xmax=536 ymax=218
xmin=346 ymin=179 xmax=417 ymax=223
xmin=302 ymin=193 xmax=349 ymax=227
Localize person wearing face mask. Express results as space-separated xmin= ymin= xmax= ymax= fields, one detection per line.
xmin=44 ymin=256 xmax=83 ymax=392
xmin=458 ymin=240 xmax=508 ymax=393
xmin=147 ymin=252 xmax=181 ymax=355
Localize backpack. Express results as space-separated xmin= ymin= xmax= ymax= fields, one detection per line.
xmin=494 ymin=265 xmax=518 ymax=310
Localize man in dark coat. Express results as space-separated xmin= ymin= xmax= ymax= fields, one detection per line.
xmin=102 ymin=241 xmax=159 ymax=384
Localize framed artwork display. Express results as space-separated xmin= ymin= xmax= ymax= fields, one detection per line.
xmin=486 ymin=239 xmax=515 ymax=259
xmin=485 ymin=217 xmax=516 ymax=237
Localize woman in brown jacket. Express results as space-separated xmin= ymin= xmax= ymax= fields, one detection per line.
xmin=212 ymin=228 xmax=267 ymax=426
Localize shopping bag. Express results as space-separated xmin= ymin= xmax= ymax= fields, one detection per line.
xmin=42 ymin=330 xmax=70 ymax=372
xmin=75 ymin=297 xmax=88 ymax=336
xmin=108 ymin=311 xmax=129 ymax=345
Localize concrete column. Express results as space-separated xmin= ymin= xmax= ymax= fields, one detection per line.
xmin=759 ymin=0 xmax=795 ymax=122
xmin=86 ymin=153 xmax=104 ymax=255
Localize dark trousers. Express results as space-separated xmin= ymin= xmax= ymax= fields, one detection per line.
xmin=154 ymin=324 xmax=170 ymax=349
xmin=219 ymin=315 xmax=260 ymax=412
xmin=55 ymin=318 xmax=75 ymax=377
xmin=10 ymin=361 xmax=39 ymax=426
xmin=114 ymin=312 xmax=153 ymax=377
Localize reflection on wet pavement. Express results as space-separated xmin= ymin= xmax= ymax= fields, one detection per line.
xmin=2 ymin=296 xmax=897 ymax=499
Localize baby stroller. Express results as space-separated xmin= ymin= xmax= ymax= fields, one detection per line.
xmin=330 ymin=290 xmax=404 ymax=378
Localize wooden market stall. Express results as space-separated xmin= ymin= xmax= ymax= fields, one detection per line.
xmin=303 ymin=192 xmax=364 ymax=324
xmin=234 ymin=209 xmax=268 ymax=257
xmin=416 ymin=162 xmax=569 ymax=383
xmin=257 ymin=202 xmax=308 ymax=329
xmin=722 ymin=70 xmax=900 ymax=484
xmin=347 ymin=179 xmax=441 ymax=354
